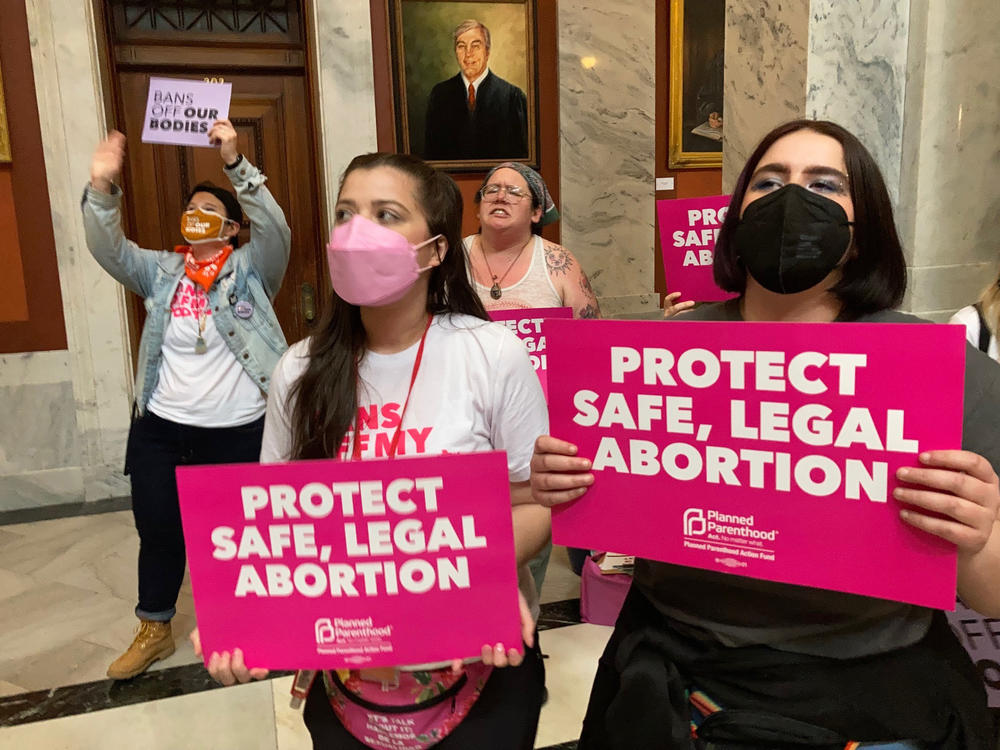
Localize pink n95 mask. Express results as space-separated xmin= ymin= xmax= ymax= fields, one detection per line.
xmin=326 ymin=215 xmax=442 ymax=306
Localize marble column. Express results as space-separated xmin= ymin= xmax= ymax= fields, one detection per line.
xmin=896 ymin=0 xmax=1000 ymax=319
xmin=722 ymin=0 xmax=809 ymax=191
xmin=309 ymin=1 xmax=379 ymax=222
xmin=805 ymin=0 xmax=910 ymax=205
xmin=558 ymin=0 xmax=660 ymax=318
xmin=723 ymin=0 xmax=1000 ymax=320
xmin=7 ymin=0 xmax=133 ymax=509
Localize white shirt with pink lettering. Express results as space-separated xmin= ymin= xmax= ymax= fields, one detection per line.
xmin=147 ymin=277 xmax=266 ymax=427
xmin=261 ymin=313 xmax=548 ymax=616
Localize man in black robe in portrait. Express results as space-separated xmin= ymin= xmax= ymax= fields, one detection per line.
xmin=423 ymin=19 xmax=528 ymax=161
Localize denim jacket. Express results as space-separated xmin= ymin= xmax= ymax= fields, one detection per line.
xmin=82 ymin=158 xmax=291 ymax=415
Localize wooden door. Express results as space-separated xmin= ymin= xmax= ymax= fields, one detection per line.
xmin=100 ymin=0 xmax=324 ymax=354
xmin=117 ymin=71 xmax=323 ymax=346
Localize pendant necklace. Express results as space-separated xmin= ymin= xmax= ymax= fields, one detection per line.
xmin=194 ymin=309 xmax=208 ymax=354
xmin=480 ymin=238 xmax=529 ymax=300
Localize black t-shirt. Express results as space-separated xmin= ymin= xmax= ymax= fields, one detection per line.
xmin=633 ymin=300 xmax=1000 ymax=657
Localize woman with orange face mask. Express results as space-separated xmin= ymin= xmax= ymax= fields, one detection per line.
xmin=83 ymin=119 xmax=291 ymax=680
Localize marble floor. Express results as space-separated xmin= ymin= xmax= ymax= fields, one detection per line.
xmin=0 ymin=507 xmax=605 ymax=749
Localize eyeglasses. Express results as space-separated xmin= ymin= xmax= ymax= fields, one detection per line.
xmin=480 ymin=183 xmax=528 ymax=203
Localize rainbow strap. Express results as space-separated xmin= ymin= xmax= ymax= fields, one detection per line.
xmin=687 ymin=690 xmax=917 ymax=749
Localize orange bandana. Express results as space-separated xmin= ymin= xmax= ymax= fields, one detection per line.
xmin=175 ymin=244 xmax=233 ymax=292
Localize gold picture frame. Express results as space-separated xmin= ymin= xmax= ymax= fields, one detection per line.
xmin=0 ymin=62 xmax=11 ymax=163
xmin=667 ymin=0 xmax=724 ymax=169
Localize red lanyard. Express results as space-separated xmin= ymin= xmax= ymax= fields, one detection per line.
xmin=351 ymin=315 xmax=433 ymax=461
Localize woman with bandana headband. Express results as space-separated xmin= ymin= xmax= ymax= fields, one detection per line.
xmin=83 ymin=120 xmax=290 ymax=680
xmin=192 ymin=152 xmax=549 ymax=750
xmin=466 ymin=162 xmax=600 ymax=320
xmin=466 ymin=162 xmax=601 ymax=583
xmin=531 ymin=121 xmax=1000 ymax=748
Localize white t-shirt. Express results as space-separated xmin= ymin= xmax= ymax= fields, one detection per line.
xmin=261 ymin=313 xmax=549 ymax=617
xmin=949 ymin=304 xmax=999 ymax=362
xmin=148 ymin=277 xmax=267 ymax=427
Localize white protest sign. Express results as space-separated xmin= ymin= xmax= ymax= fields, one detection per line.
xmin=141 ymin=77 xmax=232 ymax=148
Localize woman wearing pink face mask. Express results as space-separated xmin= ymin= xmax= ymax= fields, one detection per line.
xmin=83 ymin=120 xmax=291 ymax=680
xmin=193 ymin=152 xmax=550 ymax=749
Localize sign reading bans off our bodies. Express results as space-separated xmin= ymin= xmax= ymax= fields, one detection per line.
xmin=546 ymin=319 xmax=967 ymax=610
xmin=141 ymin=77 xmax=233 ymax=148
xmin=176 ymin=452 xmax=522 ymax=669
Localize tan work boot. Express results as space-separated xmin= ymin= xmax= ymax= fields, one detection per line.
xmin=106 ymin=619 xmax=175 ymax=680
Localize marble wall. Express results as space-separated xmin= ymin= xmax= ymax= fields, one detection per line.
xmin=558 ymin=0 xmax=660 ymax=318
xmin=310 ymin=1 xmax=379 ymax=220
xmin=723 ymin=0 xmax=1000 ymax=320
xmin=1 ymin=0 xmax=133 ymax=511
xmin=722 ymin=0 xmax=809 ymax=191
xmin=806 ymin=0 xmax=910 ymax=206
xmin=897 ymin=0 xmax=1000 ymax=319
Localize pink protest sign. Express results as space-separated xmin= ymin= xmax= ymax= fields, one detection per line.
xmin=489 ymin=307 xmax=573 ymax=400
xmin=657 ymin=195 xmax=738 ymax=302
xmin=175 ymin=451 xmax=522 ymax=670
xmin=546 ymin=318 xmax=966 ymax=609
xmin=947 ymin=599 xmax=1000 ymax=707
xmin=141 ymin=77 xmax=232 ymax=147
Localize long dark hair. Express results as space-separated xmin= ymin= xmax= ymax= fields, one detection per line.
xmin=289 ymin=153 xmax=488 ymax=460
xmin=713 ymin=119 xmax=907 ymax=320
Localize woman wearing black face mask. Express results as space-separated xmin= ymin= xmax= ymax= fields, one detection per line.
xmin=531 ymin=120 xmax=1000 ymax=748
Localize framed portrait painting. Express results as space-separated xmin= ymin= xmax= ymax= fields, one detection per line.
xmin=390 ymin=0 xmax=538 ymax=171
xmin=668 ymin=0 xmax=724 ymax=169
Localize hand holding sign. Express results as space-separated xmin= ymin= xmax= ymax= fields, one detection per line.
xmin=661 ymin=291 xmax=695 ymax=319
xmin=89 ymin=131 xmax=126 ymax=195
xmin=530 ymin=435 xmax=594 ymax=508
xmin=208 ymin=119 xmax=239 ymax=165
xmin=190 ymin=628 xmax=269 ymax=687
xmin=896 ymin=450 xmax=1000 ymax=555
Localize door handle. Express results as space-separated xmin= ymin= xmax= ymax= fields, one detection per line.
xmin=301 ymin=282 xmax=317 ymax=323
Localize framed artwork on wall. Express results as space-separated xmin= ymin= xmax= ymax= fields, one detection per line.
xmin=668 ymin=0 xmax=724 ymax=169
xmin=0 ymin=62 xmax=11 ymax=163
xmin=389 ymin=0 xmax=538 ymax=171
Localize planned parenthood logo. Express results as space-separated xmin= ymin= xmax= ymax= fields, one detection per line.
xmin=314 ymin=616 xmax=395 ymax=658
xmin=683 ymin=508 xmax=707 ymax=536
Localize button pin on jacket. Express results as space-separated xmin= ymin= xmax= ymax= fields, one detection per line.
xmin=234 ymin=300 xmax=254 ymax=319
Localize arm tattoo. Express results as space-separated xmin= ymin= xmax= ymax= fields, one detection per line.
xmin=544 ymin=243 xmax=574 ymax=276
xmin=579 ymin=273 xmax=600 ymax=317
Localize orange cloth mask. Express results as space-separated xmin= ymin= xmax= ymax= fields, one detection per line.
xmin=180 ymin=207 xmax=232 ymax=245
xmin=175 ymin=244 xmax=234 ymax=292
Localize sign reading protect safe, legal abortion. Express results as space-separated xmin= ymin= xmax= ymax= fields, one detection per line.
xmin=546 ymin=319 xmax=966 ymax=609
xmin=176 ymin=452 xmax=522 ymax=669
xmin=141 ymin=77 xmax=232 ymax=147
xmin=489 ymin=307 xmax=573 ymax=400
xmin=657 ymin=195 xmax=738 ymax=302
